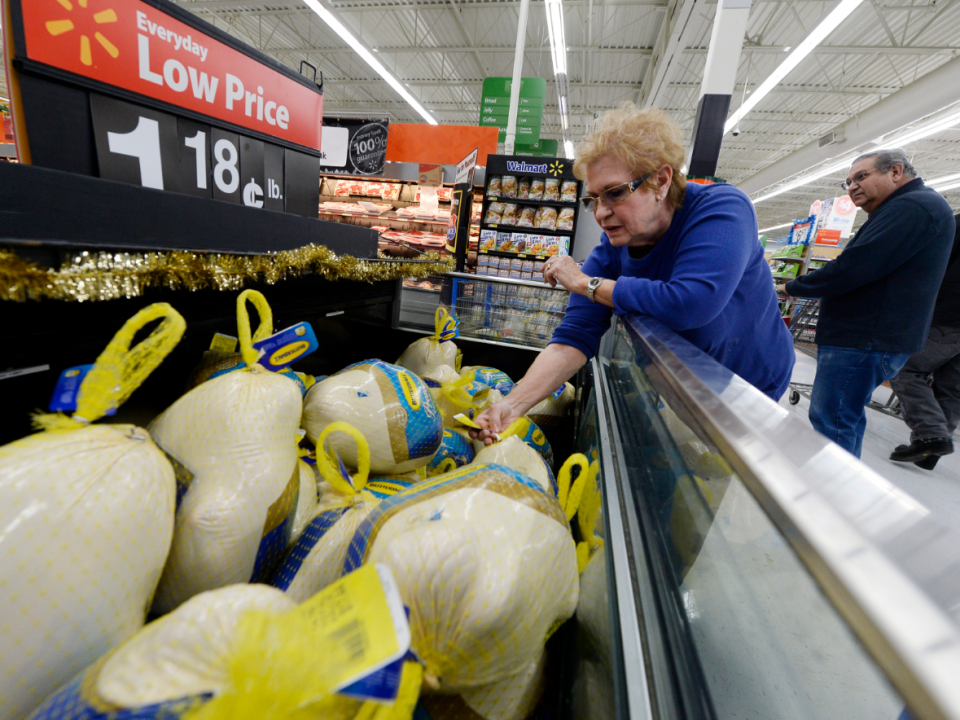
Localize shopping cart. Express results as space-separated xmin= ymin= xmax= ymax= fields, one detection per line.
xmin=785 ymin=298 xmax=903 ymax=418
xmin=453 ymin=278 xmax=567 ymax=349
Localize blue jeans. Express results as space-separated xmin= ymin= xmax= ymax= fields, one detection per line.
xmin=809 ymin=346 xmax=912 ymax=458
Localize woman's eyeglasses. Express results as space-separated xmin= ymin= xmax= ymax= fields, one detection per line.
xmin=580 ymin=172 xmax=653 ymax=212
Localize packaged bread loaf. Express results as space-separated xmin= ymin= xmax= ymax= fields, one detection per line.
xmin=0 ymin=303 xmax=185 ymax=720
xmin=501 ymin=175 xmax=517 ymax=198
xmin=517 ymin=206 xmax=536 ymax=228
xmin=339 ymin=464 xmax=579 ymax=694
xmin=149 ymin=291 xmax=303 ymax=614
xmin=528 ymin=178 xmax=545 ymax=200
xmin=538 ymin=206 xmax=558 ymax=231
xmin=302 ymin=359 xmax=444 ymax=474
xmin=501 ymin=203 xmax=519 ymax=226
xmin=543 ymin=177 xmax=560 ymax=202
xmin=557 ymin=207 xmax=576 ymax=231
xmin=484 ymin=202 xmax=504 ymax=225
xmin=487 ymin=176 xmax=501 ymax=197
xmin=561 ymin=180 xmax=578 ymax=203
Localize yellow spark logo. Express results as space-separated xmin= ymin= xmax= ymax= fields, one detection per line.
xmin=45 ymin=0 xmax=119 ymax=67
xmin=549 ymin=161 xmax=563 ymax=177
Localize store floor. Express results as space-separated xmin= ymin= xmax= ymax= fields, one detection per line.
xmin=779 ymin=350 xmax=960 ymax=528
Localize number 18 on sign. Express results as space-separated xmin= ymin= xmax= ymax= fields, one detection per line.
xmin=90 ymin=94 xmax=311 ymax=214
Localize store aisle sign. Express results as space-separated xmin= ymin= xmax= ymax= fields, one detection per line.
xmin=319 ymin=118 xmax=389 ymax=175
xmin=18 ymin=0 xmax=323 ymax=150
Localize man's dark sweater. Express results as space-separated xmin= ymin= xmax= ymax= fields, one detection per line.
xmin=931 ymin=215 xmax=960 ymax=329
xmin=785 ymin=179 xmax=956 ymax=353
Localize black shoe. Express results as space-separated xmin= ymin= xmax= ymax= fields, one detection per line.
xmin=915 ymin=455 xmax=940 ymax=470
xmin=890 ymin=438 xmax=954 ymax=462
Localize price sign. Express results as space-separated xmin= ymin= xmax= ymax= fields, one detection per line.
xmin=5 ymin=0 xmax=323 ymax=216
xmin=90 ymin=93 xmax=318 ymax=215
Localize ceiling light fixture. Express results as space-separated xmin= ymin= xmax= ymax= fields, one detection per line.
xmin=935 ymin=180 xmax=960 ymax=194
xmin=724 ymin=0 xmax=865 ymax=135
xmin=564 ymin=140 xmax=575 ymax=159
xmin=752 ymin=102 xmax=960 ymax=204
xmin=301 ymin=0 xmax=438 ymax=124
xmin=545 ymin=0 xmax=573 ymax=150
xmin=758 ymin=221 xmax=795 ymax=233
xmin=929 ymin=172 xmax=960 ymax=188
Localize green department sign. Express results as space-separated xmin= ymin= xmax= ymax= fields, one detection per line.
xmin=478 ymin=77 xmax=546 ymax=143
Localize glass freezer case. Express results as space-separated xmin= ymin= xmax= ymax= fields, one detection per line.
xmin=562 ymin=314 xmax=960 ymax=720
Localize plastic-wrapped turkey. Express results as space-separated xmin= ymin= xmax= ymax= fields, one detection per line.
xmin=149 ymin=290 xmax=302 ymax=614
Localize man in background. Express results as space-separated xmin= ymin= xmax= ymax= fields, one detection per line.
xmin=777 ymin=149 xmax=955 ymax=458
xmin=889 ymin=215 xmax=960 ymax=470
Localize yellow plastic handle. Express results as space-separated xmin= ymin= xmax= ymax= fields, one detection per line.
xmin=433 ymin=307 xmax=449 ymax=341
xmin=35 ymin=303 xmax=186 ymax=431
xmin=314 ymin=422 xmax=371 ymax=496
xmin=557 ymin=453 xmax=590 ymax=522
xmin=236 ymin=290 xmax=274 ymax=367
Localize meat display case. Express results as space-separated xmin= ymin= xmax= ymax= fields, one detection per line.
xmin=559 ymin=314 xmax=960 ymax=720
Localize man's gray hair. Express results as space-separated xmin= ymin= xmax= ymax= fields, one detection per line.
xmin=852 ymin=148 xmax=917 ymax=177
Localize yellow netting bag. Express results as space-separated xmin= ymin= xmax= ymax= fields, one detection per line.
xmin=28 ymin=578 xmax=422 ymax=720
xmin=268 ymin=423 xmax=412 ymax=602
xmin=149 ymin=290 xmax=303 ymax=614
xmin=396 ymin=307 xmax=460 ymax=377
xmin=1 ymin=303 xmax=186 ymax=720
xmin=341 ymin=464 xmax=579 ymax=693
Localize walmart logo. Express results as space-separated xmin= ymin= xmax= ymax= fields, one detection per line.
xmin=549 ymin=161 xmax=564 ymax=177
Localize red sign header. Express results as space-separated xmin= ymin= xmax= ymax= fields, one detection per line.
xmin=21 ymin=0 xmax=323 ymax=151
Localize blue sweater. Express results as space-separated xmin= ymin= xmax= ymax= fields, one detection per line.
xmin=785 ymin=179 xmax=956 ymax=353
xmin=550 ymin=182 xmax=795 ymax=400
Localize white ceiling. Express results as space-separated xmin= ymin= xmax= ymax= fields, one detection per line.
xmin=3 ymin=0 xmax=959 ymax=228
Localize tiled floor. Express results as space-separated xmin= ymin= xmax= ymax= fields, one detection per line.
xmin=779 ymin=350 xmax=960 ymax=526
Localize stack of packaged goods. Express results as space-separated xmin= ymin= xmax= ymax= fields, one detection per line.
xmin=2 ymin=293 xmax=585 ymax=720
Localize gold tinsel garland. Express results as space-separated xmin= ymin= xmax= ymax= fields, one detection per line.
xmin=0 ymin=246 xmax=453 ymax=303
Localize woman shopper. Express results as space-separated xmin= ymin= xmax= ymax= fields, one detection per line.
xmin=473 ymin=103 xmax=794 ymax=443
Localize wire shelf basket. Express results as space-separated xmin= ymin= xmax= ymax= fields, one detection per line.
xmin=453 ymin=278 xmax=568 ymax=349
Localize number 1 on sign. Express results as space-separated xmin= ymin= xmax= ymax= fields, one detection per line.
xmin=183 ymin=131 xmax=207 ymax=189
xmin=107 ymin=116 xmax=164 ymax=190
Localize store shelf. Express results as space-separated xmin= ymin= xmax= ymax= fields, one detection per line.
xmin=0 ymin=162 xmax=377 ymax=256
xmin=481 ymin=223 xmax=572 ymax=236
xmin=772 ymin=273 xmax=802 ymax=279
xmin=479 ymin=249 xmax=559 ymax=262
xmin=319 ymin=209 xmax=451 ymax=227
xmin=484 ymin=196 xmax=577 ymax=207
xmin=769 ymin=256 xmax=806 ymax=263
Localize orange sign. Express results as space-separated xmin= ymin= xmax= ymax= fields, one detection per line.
xmin=815 ymin=229 xmax=842 ymax=246
xmin=19 ymin=0 xmax=323 ymax=150
xmin=387 ymin=124 xmax=499 ymax=168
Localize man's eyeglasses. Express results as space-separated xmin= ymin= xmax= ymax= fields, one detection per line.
xmin=841 ymin=169 xmax=877 ymax=191
xmin=581 ymin=173 xmax=652 ymax=212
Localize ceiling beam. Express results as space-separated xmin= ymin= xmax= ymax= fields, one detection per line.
xmin=265 ymin=43 xmax=958 ymax=56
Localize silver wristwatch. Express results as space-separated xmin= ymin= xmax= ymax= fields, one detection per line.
xmin=586 ymin=276 xmax=603 ymax=302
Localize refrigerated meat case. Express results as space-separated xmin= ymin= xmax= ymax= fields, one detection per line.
xmin=393 ymin=273 xmax=960 ymax=719
xmin=546 ymin=313 xmax=960 ymax=720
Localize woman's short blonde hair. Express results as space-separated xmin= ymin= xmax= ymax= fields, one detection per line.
xmin=574 ymin=103 xmax=687 ymax=209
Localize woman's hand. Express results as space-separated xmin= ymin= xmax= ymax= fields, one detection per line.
xmin=470 ymin=399 xmax=522 ymax=446
xmin=544 ymin=256 xmax=588 ymax=294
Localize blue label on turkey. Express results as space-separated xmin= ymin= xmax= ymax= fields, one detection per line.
xmin=250 ymin=464 xmax=300 ymax=583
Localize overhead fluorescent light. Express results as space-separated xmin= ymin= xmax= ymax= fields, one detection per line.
xmin=753 ymin=157 xmax=851 ymax=204
xmin=544 ymin=0 xmax=567 ymax=76
xmin=935 ymin=180 xmax=960 ymax=194
xmin=301 ymin=0 xmax=438 ymax=125
xmin=759 ymin=222 xmax=795 ymax=233
xmin=564 ymin=140 xmax=575 ymax=158
xmin=929 ymin=172 xmax=960 ymax=189
xmin=724 ymin=0 xmax=865 ymax=135
xmin=882 ymin=107 xmax=960 ymax=147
